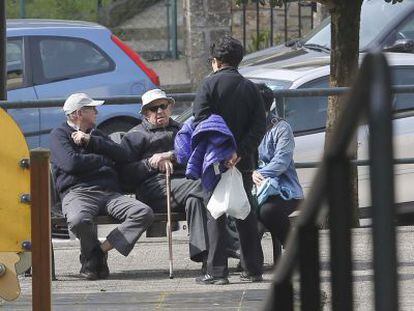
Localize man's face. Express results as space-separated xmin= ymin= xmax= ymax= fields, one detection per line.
xmin=143 ymin=99 xmax=172 ymax=127
xmin=77 ymin=106 xmax=98 ymax=130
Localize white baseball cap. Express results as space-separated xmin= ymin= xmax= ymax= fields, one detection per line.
xmin=141 ymin=89 xmax=175 ymax=112
xmin=63 ymin=93 xmax=104 ymax=115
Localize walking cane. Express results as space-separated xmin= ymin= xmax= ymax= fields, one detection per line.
xmin=165 ymin=162 xmax=174 ymax=279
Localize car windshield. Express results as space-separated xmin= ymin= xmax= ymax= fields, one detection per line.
xmin=304 ymin=0 xmax=413 ymax=50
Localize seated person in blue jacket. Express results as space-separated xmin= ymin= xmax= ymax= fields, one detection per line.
xmin=119 ymin=88 xmax=209 ymax=266
xmin=253 ymin=84 xmax=304 ymax=263
xmin=50 ymin=93 xmax=154 ymax=280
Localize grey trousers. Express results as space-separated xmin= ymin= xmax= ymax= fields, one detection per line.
xmin=62 ymin=185 xmax=154 ymax=258
xmin=137 ymin=175 xmax=209 ymax=262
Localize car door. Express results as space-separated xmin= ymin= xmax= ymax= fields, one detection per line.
xmin=29 ymin=36 xmax=116 ymax=147
xmin=6 ymin=37 xmax=40 ymax=148
xmin=285 ymin=77 xmax=367 ymax=200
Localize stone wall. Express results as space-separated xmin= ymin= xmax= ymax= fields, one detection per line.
xmin=183 ymin=0 xmax=232 ymax=87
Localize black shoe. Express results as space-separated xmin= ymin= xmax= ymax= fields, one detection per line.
xmin=196 ymin=273 xmax=229 ymax=285
xmin=98 ymin=250 xmax=109 ymax=279
xmin=240 ymin=272 xmax=263 ymax=282
xmin=79 ymin=255 xmax=99 ymax=280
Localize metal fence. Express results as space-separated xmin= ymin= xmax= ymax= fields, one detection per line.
xmin=232 ymin=1 xmax=317 ymax=53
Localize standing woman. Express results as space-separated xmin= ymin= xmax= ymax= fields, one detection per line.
xmin=253 ymin=84 xmax=304 ymax=263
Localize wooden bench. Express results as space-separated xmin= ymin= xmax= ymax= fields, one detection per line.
xmin=49 ymin=166 xmax=187 ymax=279
xmin=50 ymin=212 xmax=187 ymax=280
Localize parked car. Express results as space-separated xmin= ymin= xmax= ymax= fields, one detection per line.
xmin=240 ymin=52 xmax=414 ymax=209
xmin=241 ymin=0 xmax=414 ymax=70
xmin=6 ymin=19 xmax=159 ymax=148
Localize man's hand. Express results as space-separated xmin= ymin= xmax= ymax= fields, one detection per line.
xmin=149 ymin=151 xmax=173 ymax=169
xmin=252 ymin=170 xmax=265 ymax=187
xmin=225 ymin=152 xmax=241 ymax=168
xmin=158 ymin=159 xmax=174 ymax=174
xmin=71 ymin=131 xmax=90 ymax=146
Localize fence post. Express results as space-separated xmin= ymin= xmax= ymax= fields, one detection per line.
xmin=171 ymin=0 xmax=178 ymax=59
xmin=327 ymin=156 xmax=353 ymax=311
xmin=284 ymin=2 xmax=288 ymax=43
xmin=298 ymin=223 xmax=320 ymax=310
xmin=19 ymin=0 xmax=26 ymax=18
xmin=298 ymin=0 xmax=302 ymax=38
xmin=30 ymin=149 xmax=51 ymax=311
xmin=242 ymin=3 xmax=247 ymax=53
xmin=256 ymin=1 xmax=260 ymax=51
xmin=0 ymin=0 xmax=5 ymax=100
xmin=270 ymin=4 xmax=274 ymax=46
xmin=368 ymin=53 xmax=398 ymax=311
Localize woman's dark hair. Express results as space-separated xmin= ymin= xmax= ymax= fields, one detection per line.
xmin=210 ymin=35 xmax=244 ymax=68
xmin=256 ymin=83 xmax=274 ymax=112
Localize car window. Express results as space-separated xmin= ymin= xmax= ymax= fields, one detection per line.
xmin=283 ymin=77 xmax=329 ymax=133
xmin=391 ymin=67 xmax=414 ymax=111
xmin=395 ymin=14 xmax=414 ymax=41
xmin=305 ymin=0 xmax=414 ymax=51
xmin=34 ymin=36 xmax=114 ymax=84
xmin=7 ymin=38 xmax=24 ymax=90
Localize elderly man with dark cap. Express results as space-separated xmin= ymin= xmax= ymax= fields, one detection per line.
xmin=50 ymin=93 xmax=154 ymax=280
xmin=120 ymin=89 xmax=209 ymax=266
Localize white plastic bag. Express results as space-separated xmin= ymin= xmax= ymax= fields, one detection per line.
xmin=207 ymin=167 xmax=251 ymax=220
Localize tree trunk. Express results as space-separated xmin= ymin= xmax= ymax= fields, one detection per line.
xmin=325 ymin=0 xmax=363 ymax=227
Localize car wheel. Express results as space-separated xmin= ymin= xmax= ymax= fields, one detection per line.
xmin=99 ymin=119 xmax=140 ymax=144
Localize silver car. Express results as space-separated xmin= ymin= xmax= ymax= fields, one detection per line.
xmin=242 ymin=52 xmax=414 ymax=209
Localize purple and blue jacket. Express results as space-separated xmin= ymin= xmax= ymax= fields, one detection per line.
xmin=174 ymin=114 xmax=236 ymax=191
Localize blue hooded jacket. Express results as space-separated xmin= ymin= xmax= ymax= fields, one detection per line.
xmin=175 ymin=115 xmax=236 ymax=191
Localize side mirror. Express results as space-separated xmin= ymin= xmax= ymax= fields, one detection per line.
xmin=384 ymin=39 xmax=414 ymax=53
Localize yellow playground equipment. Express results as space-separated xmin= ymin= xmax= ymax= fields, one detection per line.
xmin=0 ymin=107 xmax=31 ymax=301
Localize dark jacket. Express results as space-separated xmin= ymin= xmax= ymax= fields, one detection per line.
xmin=50 ymin=122 xmax=129 ymax=199
xmin=193 ymin=66 xmax=267 ymax=172
xmin=120 ymin=118 xmax=184 ymax=190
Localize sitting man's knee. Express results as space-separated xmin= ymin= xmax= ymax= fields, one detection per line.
xmin=67 ymin=213 xmax=94 ymax=231
xmin=129 ymin=202 xmax=155 ymax=226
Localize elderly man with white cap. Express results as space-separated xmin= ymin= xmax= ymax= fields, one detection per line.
xmin=50 ymin=93 xmax=154 ymax=280
xmin=120 ymin=89 xmax=209 ymax=267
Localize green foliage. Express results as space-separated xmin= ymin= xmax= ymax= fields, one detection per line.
xmin=6 ymin=0 xmax=112 ymax=21
xmin=247 ymin=30 xmax=271 ymax=53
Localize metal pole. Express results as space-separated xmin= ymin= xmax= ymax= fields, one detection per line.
xmin=31 ymin=149 xmax=52 ymax=311
xmin=256 ymin=1 xmax=260 ymax=50
xmin=327 ymin=156 xmax=353 ymax=311
xmin=171 ymin=0 xmax=178 ymax=59
xmin=298 ymin=0 xmax=302 ymax=38
xmin=19 ymin=0 xmax=26 ymax=18
xmin=284 ymin=2 xmax=288 ymax=43
xmin=311 ymin=2 xmax=315 ymax=29
xmin=368 ymin=53 xmax=398 ymax=311
xmin=242 ymin=4 xmax=247 ymax=53
xmin=166 ymin=0 xmax=171 ymax=56
xmin=0 ymin=0 xmax=6 ymax=100
xmin=270 ymin=5 xmax=274 ymax=46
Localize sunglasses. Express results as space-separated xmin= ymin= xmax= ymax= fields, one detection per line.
xmin=147 ymin=103 xmax=170 ymax=112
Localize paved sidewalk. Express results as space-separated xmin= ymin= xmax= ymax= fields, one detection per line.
xmin=2 ymin=226 xmax=414 ymax=310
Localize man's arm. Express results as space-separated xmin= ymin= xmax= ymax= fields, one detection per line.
xmin=86 ymin=130 xmax=129 ymax=164
xmin=119 ymin=133 xmax=157 ymax=187
xmin=50 ymin=128 xmax=109 ymax=174
xmin=193 ymin=79 xmax=212 ymax=125
xmin=237 ymin=84 xmax=267 ymax=159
